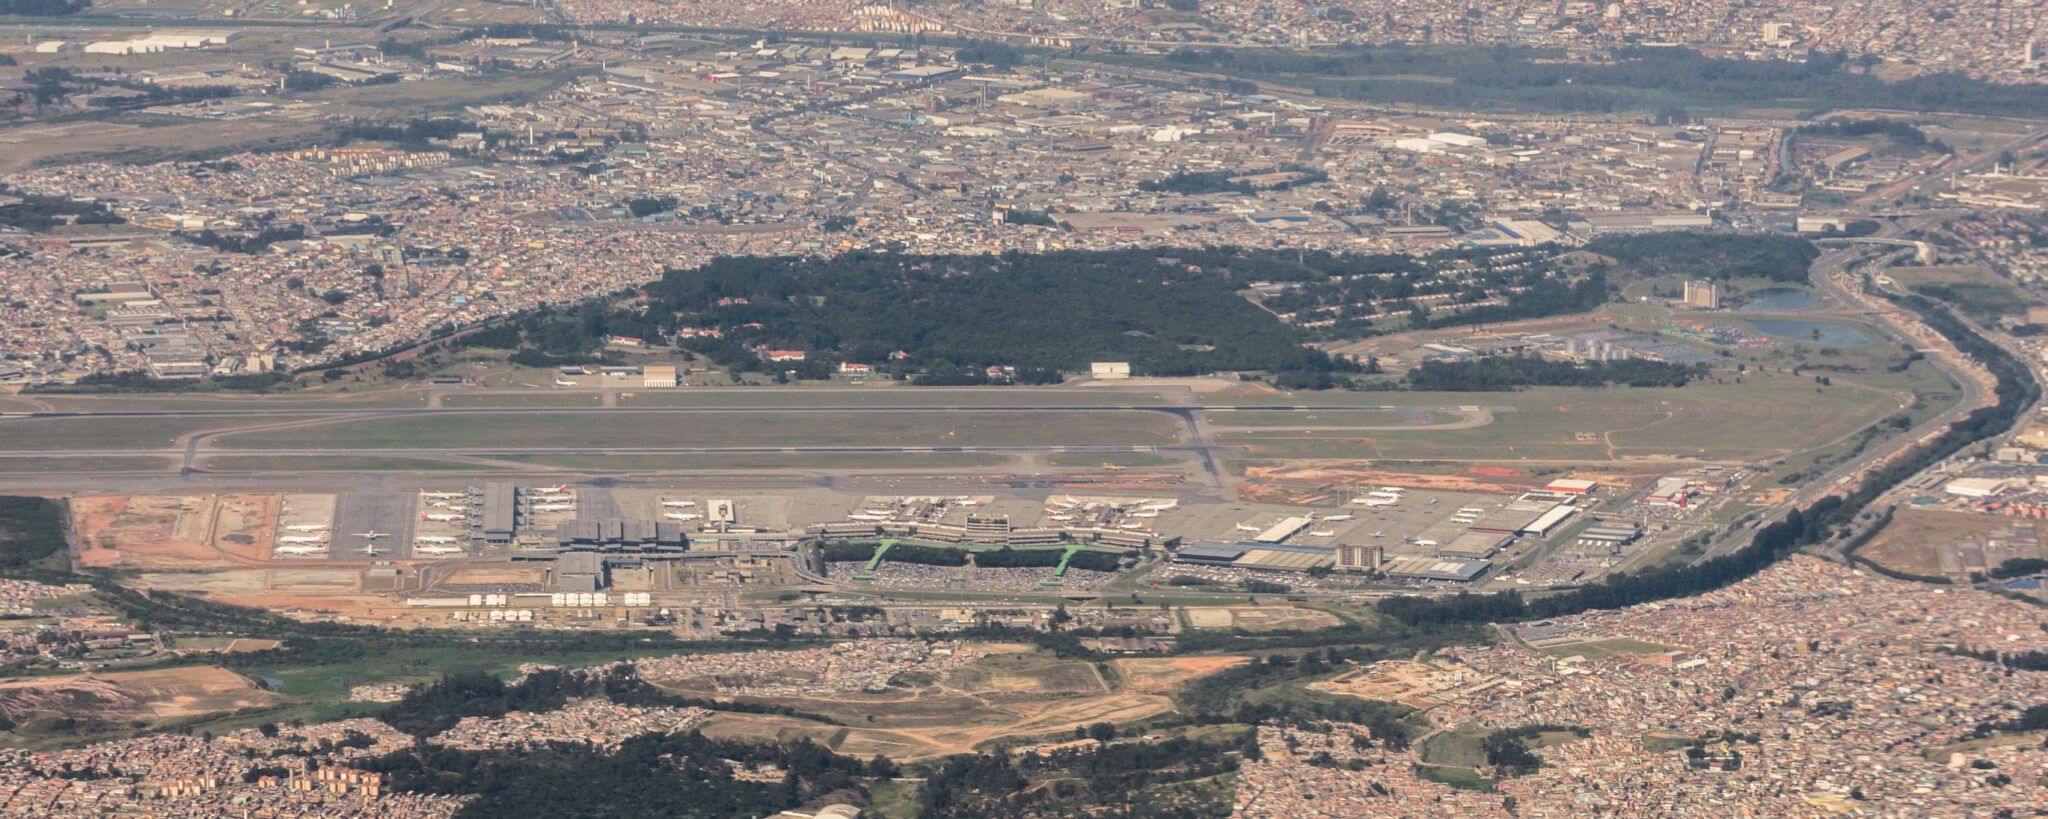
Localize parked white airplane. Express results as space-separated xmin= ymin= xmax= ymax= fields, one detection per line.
xmin=1235 ymin=522 xmax=1261 ymax=532
xmin=422 ymin=513 xmax=464 ymax=522
xmin=359 ymin=544 xmax=385 ymax=556
xmin=352 ymin=531 xmax=388 ymax=539
xmin=1370 ymin=531 xmax=1386 ymax=538
xmin=422 ymin=491 xmax=466 ymax=499
xmin=1378 ymin=486 xmax=1405 ymax=494
xmin=1309 ymin=530 xmax=1336 ymax=537
xmin=1139 ymin=500 xmax=1179 ymax=511
xmin=536 ymin=484 xmax=569 ymax=493
xmin=414 ymin=536 xmax=457 ymax=544
xmin=661 ymin=500 xmax=697 ymax=508
xmin=555 ymin=379 xmax=578 ymax=387
xmin=532 ymin=503 xmax=575 ymax=512
xmin=414 ymin=543 xmax=463 ymax=555
xmin=532 ymin=495 xmax=573 ymax=503
xmin=1322 ymin=515 xmax=1354 ymax=522
xmin=1130 ymin=511 xmax=1159 ymax=518
xmin=666 ymin=512 xmax=701 ymax=521
xmin=277 ymin=535 xmax=326 ymax=545
xmin=283 ymin=523 xmax=329 ymax=532
xmin=275 ymin=544 xmax=328 ymax=555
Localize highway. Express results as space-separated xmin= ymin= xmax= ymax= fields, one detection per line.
xmin=1690 ymin=214 xmax=2014 ymax=567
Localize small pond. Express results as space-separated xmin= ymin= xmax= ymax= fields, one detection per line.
xmin=1737 ymin=288 xmax=1819 ymax=313
xmin=1747 ymin=319 xmax=1872 ymax=347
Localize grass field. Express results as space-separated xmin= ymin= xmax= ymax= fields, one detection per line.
xmin=496 ymin=452 xmax=1010 ymax=470
xmin=0 ymin=115 xmax=327 ymax=172
xmin=671 ymin=649 xmax=1181 ymax=760
xmin=1221 ymin=375 xmax=1907 ymax=463
xmin=618 ymin=389 xmax=1165 ymax=408
xmin=213 ymin=411 xmax=1180 ymax=449
xmin=1857 ymin=509 xmax=2028 ymax=577
xmin=0 ymin=415 xmax=315 ymax=451
xmin=1885 ymin=265 xmax=2037 ymax=324
xmin=25 ymin=391 xmax=431 ymax=411
xmin=1204 ymin=410 xmax=1421 ymax=427
xmin=1046 ymin=451 xmax=1182 ymax=468
xmin=0 ymin=457 xmax=173 ymax=472
xmin=1415 ymin=764 xmax=1498 ymax=791
xmin=1418 ymin=725 xmax=1585 ymax=789
xmin=440 ymin=393 xmax=604 ymax=408
xmin=201 ymin=455 xmax=501 ymax=472
xmin=244 ymin=644 xmax=712 ymax=702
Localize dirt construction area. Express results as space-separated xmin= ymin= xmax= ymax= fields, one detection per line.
xmin=1243 ymin=464 xmax=1543 ymax=495
xmin=74 ymin=494 xmax=278 ymax=569
xmin=677 ymin=649 xmax=1251 ymax=760
xmin=127 ymin=567 xmax=373 ymax=618
xmin=0 ymin=666 xmax=277 ymax=722
xmin=1111 ymin=656 xmax=1250 ymax=694
xmin=1310 ymin=660 xmax=1502 ymax=709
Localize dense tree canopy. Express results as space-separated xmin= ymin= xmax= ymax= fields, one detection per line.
xmin=644 ymin=249 xmax=1349 ymax=377
xmin=1404 ymin=356 xmax=1705 ymax=390
xmin=1585 ymin=233 xmax=1820 ymax=283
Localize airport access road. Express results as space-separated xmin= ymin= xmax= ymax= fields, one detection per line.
xmin=1689 ymin=221 xmax=1994 ymax=567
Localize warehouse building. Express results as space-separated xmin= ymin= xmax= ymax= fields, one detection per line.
xmin=555 ymin=552 xmax=607 ymax=592
xmin=1469 ymin=497 xmax=1570 ymax=535
xmin=1945 ymin=477 xmax=2008 ymax=499
xmin=1519 ymin=505 xmax=1578 ymax=537
xmin=1171 ymin=542 xmax=1334 ymax=572
xmin=1383 ymin=558 xmax=1491 ymax=583
xmin=1441 ymin=531 xmax=1513 ymax=560
xmin=1232 ymin=545 xmax=1334 ymax=572
xmin=1172 ymin=542 xmax=1253 ymax=566
xmin=1578 ymin=525 xmax=1642 ymax=546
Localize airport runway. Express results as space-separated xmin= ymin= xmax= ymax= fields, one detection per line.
xmin=0 ymin=403 xmax=1506 ymax=493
